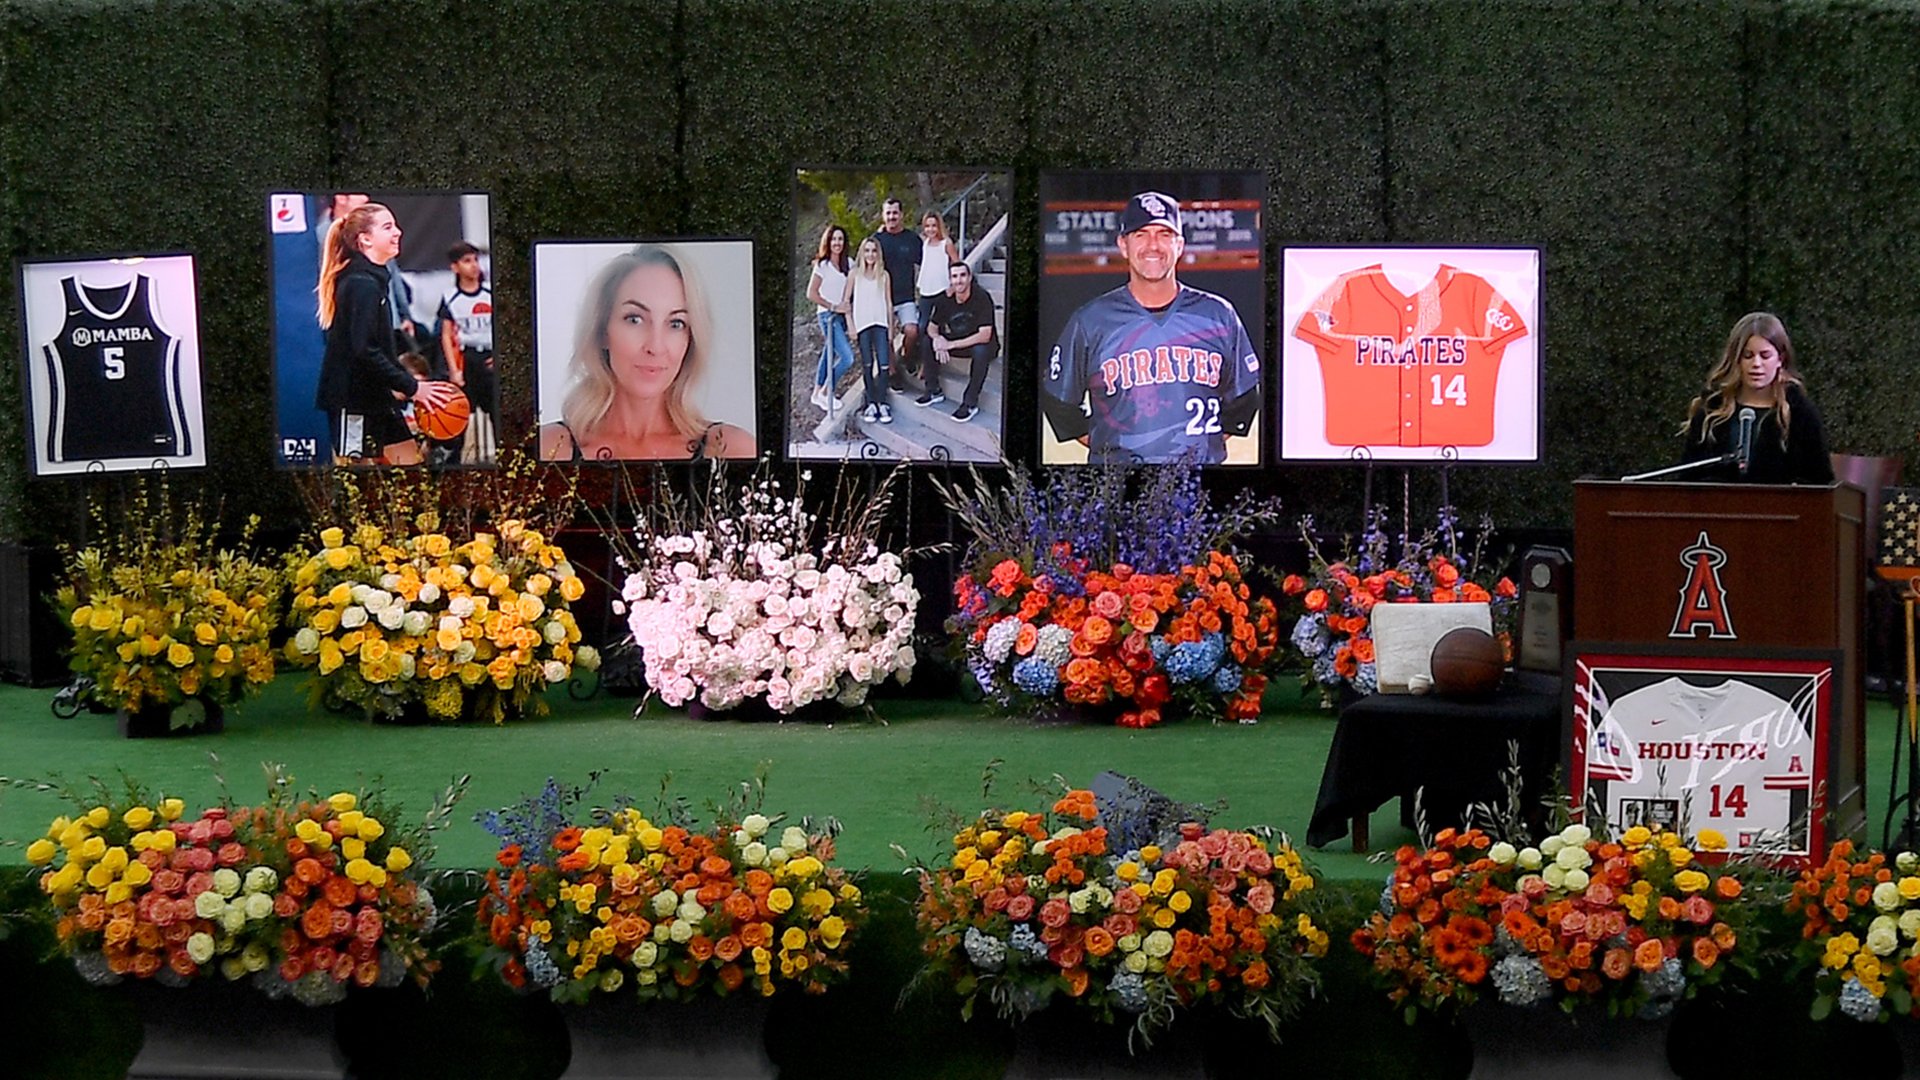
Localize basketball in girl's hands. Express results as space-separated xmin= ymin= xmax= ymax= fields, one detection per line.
xmin=1430 ymin=627 xmax=1504 ymax=697
xmin=415 ymin=392 xmax=471 ymax=441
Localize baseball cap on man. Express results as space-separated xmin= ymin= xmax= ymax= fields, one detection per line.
xmin=1120 ymin=191 xmax=1181 ymax=235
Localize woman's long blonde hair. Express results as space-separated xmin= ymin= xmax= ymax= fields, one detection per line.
xmin=1684 ymin=311 xmax=1802 ymax=445
xmin=315 ymin=203 xmax=391 ymax=330
xmin=562 ymin=244 xmax=713 ymax=443
xmin=853 ymin=236 xmax=887 ymax=283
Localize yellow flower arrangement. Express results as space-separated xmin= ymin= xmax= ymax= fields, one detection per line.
xmin=54 ymin=488 xmax=281 ymax=718
xmin=283 ymin=513 xmax=598 ymax=723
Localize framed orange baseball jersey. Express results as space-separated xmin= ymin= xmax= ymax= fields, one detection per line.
xmin=1278 ymin=246 xmax=1542 ymax=463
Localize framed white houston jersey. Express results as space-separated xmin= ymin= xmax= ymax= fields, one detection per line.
xmin=14 ymin=253 xmax=207 ymax=476
xmin=1568 ymin=647 xmax=1838 ymax=862
xmin=1279 ymin=245 xmax=1541 ymax=464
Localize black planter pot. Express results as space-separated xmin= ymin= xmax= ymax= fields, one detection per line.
xmin=686 ymin=697 xmax=841 ymax=723
xmin=1003 ymin=1002 xmax=1204 ymax=1080
xmin=117 ymin=697 xmax=224 ymax=738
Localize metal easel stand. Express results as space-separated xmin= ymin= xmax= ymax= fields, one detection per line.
xmin=1881 ymin=570 xmax=1920 ymax=851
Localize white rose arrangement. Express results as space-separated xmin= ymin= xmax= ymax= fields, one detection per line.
xmin=618 ymin=463 xmax=919 ymax=716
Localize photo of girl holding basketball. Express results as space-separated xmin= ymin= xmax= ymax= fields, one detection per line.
xmin=313 ymin=202 xmax=459 ymax=465
xmin=268 ymin=190 xmax=493 ymax=469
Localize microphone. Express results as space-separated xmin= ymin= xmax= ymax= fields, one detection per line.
xmin=1735 ymin=407 xmax=1756 ymax=475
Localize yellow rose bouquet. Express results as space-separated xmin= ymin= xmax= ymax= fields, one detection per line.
xmin=282 ymin=514 xmax=599 ymax=724
xmin=54 ymin=489 xmax=281 ymax=731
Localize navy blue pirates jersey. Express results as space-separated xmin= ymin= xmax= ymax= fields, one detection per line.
xmin=1042 ymin=284 xmax=1261 ymax=464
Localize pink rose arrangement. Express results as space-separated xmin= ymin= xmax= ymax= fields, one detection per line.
xmin=620 ymin=465 xmax=918 ymax=715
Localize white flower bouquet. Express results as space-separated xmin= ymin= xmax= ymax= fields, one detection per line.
xmin=617 ymin=462 xmax=919 ymax=716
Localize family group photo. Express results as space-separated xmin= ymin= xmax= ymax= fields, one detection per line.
xmin=785 ymin=168 xmax=1011 ymax=463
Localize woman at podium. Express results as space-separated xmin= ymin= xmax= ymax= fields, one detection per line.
xmin=1680 ymin=312 xmax=1834 ymax=484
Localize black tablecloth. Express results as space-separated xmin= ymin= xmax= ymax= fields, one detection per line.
xmin=1305 ymin=671 xmax=1563 ymax=848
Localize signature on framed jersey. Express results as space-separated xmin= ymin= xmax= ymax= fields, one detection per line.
xmin=1565 ymin=644 xmax=1839 ymax=864
xmin=13 ymin=252 xmax=207 ymax=477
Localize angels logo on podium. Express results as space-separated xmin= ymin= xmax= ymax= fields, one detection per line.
xmin=1670 ymin=530 xmax=1736 ymax=640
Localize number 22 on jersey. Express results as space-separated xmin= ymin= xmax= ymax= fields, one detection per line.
xmin=1183 ymin=396 xmax=1222 ymax=436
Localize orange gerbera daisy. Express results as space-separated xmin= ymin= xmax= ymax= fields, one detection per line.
xmin=1455 ymin=951 xmax=1489 ymax=983
xmin=1451 ymin=915 xmax=1493 ymax=948
xmin=1429 ymin=928 xmax=1472 ymax=967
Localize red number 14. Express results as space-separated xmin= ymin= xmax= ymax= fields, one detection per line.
xmin=1709 ymin=784 xmax=1748 ymax=818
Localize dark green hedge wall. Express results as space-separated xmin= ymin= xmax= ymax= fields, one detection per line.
xmin=2 ymin=0 xmax=1916 ymax=543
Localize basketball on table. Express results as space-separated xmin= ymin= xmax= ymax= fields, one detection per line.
xmin=1429 ymin=627 xmax=1504 ymax=698
xmin=414 ymin=393 xmax=471 ymax=441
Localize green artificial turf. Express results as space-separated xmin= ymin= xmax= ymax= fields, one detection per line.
xmin=0 ymin=676 xmax=1906 ymax=885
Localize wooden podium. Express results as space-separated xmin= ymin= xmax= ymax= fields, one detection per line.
xmin=1572 ymin=480 xmax=1867 ymax=842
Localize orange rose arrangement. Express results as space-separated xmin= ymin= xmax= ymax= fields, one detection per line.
xmin=939 ymin=464 xmax=1283 ymax=727
xmin=475 ymin=777 xmax=864 ymax=1003
xmin=1280 ymin=508 xmax=1516 ymax=699
xmin=1352 ymin=823 xmax=1756 ymax=1021
xmin=912 ymin=786 xmax=1327 ymax=1044
xmin=953 ymin=551 xmax=1280 ymax=727
xmin=1788 ymin=841 xmax=1920 ymax=1022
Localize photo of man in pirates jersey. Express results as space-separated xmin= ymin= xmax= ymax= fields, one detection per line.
xmin=1037 ymin=170 xmax=1266 ymax=466
xmin=15 ymin=253 xmax=207 ymax=476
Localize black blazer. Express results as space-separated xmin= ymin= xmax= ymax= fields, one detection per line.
xmin=1680 ymin=382 xmax=1834 ymax=484
xmin=315 ymin=254 xmax=418 ymax=414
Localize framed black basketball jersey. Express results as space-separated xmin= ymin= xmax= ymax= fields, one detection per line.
xmin=14 ymin=253 xmax=207 ymax=476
